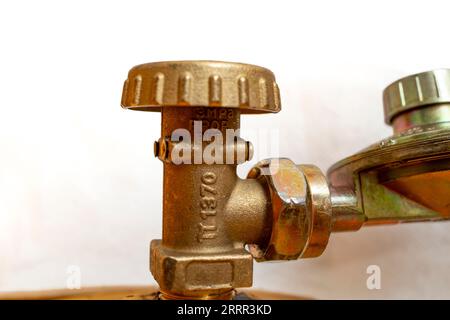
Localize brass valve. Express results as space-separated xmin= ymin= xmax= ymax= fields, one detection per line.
xmin=121 ymin=62 xmax=450 ymax=300
xmin=121 ymin=61 xmax=280 ymax=299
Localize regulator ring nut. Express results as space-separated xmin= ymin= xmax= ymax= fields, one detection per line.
xmin=247 ymin=158 xmax=311 ymax=261
xmin=247 ymin=159 xmax=331 ymax=261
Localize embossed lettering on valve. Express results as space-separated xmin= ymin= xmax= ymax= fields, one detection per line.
xmin=190 ymin=108 xmax=237 ymax=131
xmin=169 ymin=107 xmax=249 ymax=165
xmin=198 ymin=172 xmax=218 ymax=242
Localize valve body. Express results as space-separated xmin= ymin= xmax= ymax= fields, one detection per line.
xmin=121 ymin=61 xmax=281 ymax=299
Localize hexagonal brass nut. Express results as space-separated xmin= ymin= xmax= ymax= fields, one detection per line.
xmin=297 ymin=164 xmax=332 ymax=258
xmin=150 ymin=240 xmax=253 ymax=296
xmin=247 ymin=159 xmax=331 ymax=261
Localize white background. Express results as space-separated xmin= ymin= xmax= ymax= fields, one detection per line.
xmin=1 ymin=0 xmax=449 ymax=299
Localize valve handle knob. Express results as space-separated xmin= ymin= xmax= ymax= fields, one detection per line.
xmin=121 ymin=60 xmax=281 ymax=113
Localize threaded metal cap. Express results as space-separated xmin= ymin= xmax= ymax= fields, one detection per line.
xmin=121 ymin=61 xmax=281 ymax=113
xmin=383 ymin=69 xmax=450 ymax=124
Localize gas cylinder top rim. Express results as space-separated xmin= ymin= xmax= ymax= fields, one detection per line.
xmin=383 ymin=68 xmax=450 ymax=124
xmin=121 ymin=60 xmax=281 ymax=114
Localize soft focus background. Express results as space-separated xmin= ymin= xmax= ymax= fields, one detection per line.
xmin=1 ymin=0 xmax=449 ymax=299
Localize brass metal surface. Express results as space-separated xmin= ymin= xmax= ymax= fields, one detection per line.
xmin=0 ymin=286 xmax=159 ymax=300
xmin=121 ymin=61 xmax=281 ymax=113
xmin=0 ymin=286 xmax=305 ymax=300
xmin=247 ymin=160 xmax=331 ymax=261
xmin=298 ymin=164 xmax=332 ymax=258
xmin=383 ymin=69 xmax=450 ymax=124
xmin=383 ymin=170 xmax=450 ymax=216
xmin=153 ymin=105 xmax=273 ymax=298
xmin=120 ymin=63 xmax=450 ymax=300
xmin=6 ymin=63 xmax=449 ymax=301
xmin=328 ymin=69 xmax=450 ymax=231
xmin=392 ymin=104 xmax=450 ymax=134
xmin=328 ymin=123 xmax=450 ymax=230
xmin=122 ymin=61 xmax=280 ymax=299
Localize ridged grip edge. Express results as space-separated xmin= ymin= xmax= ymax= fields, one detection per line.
xmin=121 ymin=60 xmax=281 ymax=114
xmin=383 ymin=69 xmax=450 ymax=124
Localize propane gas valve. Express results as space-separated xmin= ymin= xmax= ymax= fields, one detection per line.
xmin=121 ymin=62 xmax=450 ymax=299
